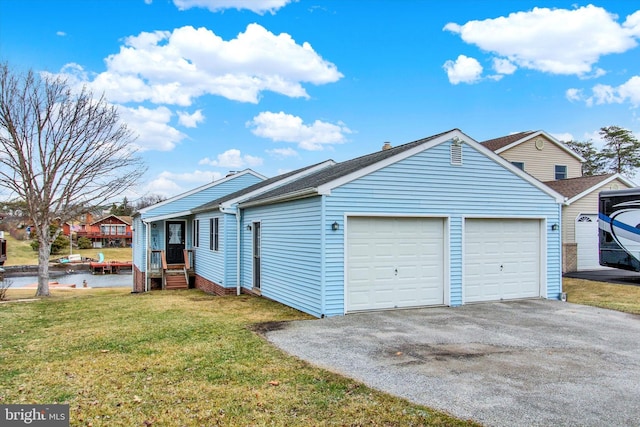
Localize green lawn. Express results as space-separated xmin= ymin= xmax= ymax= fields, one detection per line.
xmin=0 ymin=289 xmax=477 ymax=426
xmin=3 ymin=234 xmax=131 ymax=266
xmin=563 ymin=277 xmax=640 ymax=314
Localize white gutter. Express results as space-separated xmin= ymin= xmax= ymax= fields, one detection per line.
xmin=218 ymin=206 xmax=242 ymax=296
xmin=236 ymin=209 xmax=241 ymax=296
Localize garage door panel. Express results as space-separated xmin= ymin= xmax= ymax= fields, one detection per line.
xmin=347 ymin=217 xmax=445 ymax=312
xmin=465 ymin=219 xmax=541 ymax=303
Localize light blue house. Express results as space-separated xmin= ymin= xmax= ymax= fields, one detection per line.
xmin=132 ymin=169 xmax=266 ymax=292
xmin=177 ymin=129 xmax=564 ymax=317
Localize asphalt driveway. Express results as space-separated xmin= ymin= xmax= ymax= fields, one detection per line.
xmin=265 ymin=300 xmax=640 ymax=427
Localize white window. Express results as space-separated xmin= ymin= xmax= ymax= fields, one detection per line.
xmin=555 ymin=165 xmax=567 ymax=180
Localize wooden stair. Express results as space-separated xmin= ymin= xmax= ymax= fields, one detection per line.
xmin=164 ymin=268 xmax=188 ymax=290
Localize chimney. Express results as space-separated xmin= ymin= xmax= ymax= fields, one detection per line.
xmin=382 ymin=142 xmax=392 ymax=151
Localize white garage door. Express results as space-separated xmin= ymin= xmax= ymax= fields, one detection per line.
xmin=346 ymin=217 xmax=445 ymax=312
xmin=576 ymin=214 xmax=600 ymax=270
xmin=465 ymin=219 xmax=541 ymax=303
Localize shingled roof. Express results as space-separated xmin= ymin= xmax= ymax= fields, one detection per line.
xmin=480 ymin=131 xmax=536 ymax=152
xmin=238 ymin=129 xmax=457 ymax=206
xmin=543 ymin=174 xmax=615 ymax=200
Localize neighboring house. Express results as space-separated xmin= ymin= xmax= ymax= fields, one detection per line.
xmin=132 ymin=169 xmax=267 ymax=292
xmin=481 ymin=130 xmax=635 ymax=272
xmin=62 ymin=211 xmax=133 ymax=248
xmin=139 ymin=129 xmax=564 ymax=318
xmin=544 ymin=174 xmax=635 ymax=271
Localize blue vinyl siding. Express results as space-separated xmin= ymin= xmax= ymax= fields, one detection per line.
xmin=241 ymin=197 xmax=323 ymax=317
xmin=194 ymin=212 xmax=226 ymax=286
xmin=132 ymin=216 xmax=146 ymax=271
xmin=322 ymin=142 xmax=561 ymax=316
xmin=140 ymin=173 xmax=262 ymax=219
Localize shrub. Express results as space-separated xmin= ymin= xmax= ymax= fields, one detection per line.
xmin=77 ymin=237 xmax=92 ymax=249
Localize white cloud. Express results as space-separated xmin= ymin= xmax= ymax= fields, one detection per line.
xmin=550 ymin=132 xmax=573 ymax=142
xmin=56 ymin=31 xmax=66 ymax=37
xmin=443 ymin=55 xmax=483 ymax=84
xmin=492 ymin=58 xmax=517 ymax=75
xmin=565 ymin=88 xmax=585 ymax=102
xmin=267 ymin=147 xmax=298 ymax=158
xmin=54 ymin=24 xmax=341 ymax=106
xmin=444 ymin=5 xmax=640 ymax=77
xmin=177 ymin=109 xmax=205 ymax=128
xmin=145 ymin=170 xmax=224 ymax=197
xmin=173 ymin=0 xmax=294 ymax=14
xmin=571 ymin=75 xmax=640 ymax=107
xmin=247 ymin=111 xmax=351 ymax=151
xmin=199 ymin=149 xmax=264 ymax=168
xmin=117 ymin=105 xmax=186 ymax=151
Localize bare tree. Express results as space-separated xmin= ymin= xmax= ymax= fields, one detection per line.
xmin=0 ymin=63 xmax=146 ymax=296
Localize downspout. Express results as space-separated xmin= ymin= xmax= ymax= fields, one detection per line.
xmin=236 ymin=208 xmax=242 ymax=296
xmin=220 ymin=205 xmax=242 ymax=296
xmin=142 ymin=219 xmax=151 ymax=292
xmin=320 ymin=195 xmax=326 ymax=317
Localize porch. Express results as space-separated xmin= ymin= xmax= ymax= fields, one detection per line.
xmin=147 ymin=249 xmax=195 ymax=290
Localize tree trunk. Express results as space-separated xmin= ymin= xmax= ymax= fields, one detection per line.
xmin=35 ymin=232 xmax=51 ymax=297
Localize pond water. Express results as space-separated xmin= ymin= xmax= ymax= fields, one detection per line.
xmin=3 ymin=272 xmax=132 ymax=289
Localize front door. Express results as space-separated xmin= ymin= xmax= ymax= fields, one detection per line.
xmin=166 ymin=221 xmax=185 ymax=264
xmin=253 ymin=222 xmax=261 ymax=289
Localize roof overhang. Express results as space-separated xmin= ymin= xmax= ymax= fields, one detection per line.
xmin=238 ymin=188 xmax=318 ymax=209
xmin=142 ymin=210 xmax=193 ymax=223
xmin=564 ymin=174 xmax=637 ymax=205
xmin=494 ymin=130 xmax=585 ymax=163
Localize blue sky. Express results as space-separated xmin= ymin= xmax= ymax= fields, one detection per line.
xmin=1 ymin=0 xmax=639 ymax=199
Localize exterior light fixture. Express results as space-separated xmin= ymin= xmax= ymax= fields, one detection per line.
xmin=332 ymin=221 xmax=340 ymax=231
xmin=551 ymin=223 xmax=559 ymax=231
xmin=246 ymin=224 xmax=252 ymax=231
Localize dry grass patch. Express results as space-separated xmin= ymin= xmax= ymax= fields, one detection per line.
xmin=563 ymin=277 xmax=640 ymax=315
xmin=0 ymin=289 xmax=477 ymax=426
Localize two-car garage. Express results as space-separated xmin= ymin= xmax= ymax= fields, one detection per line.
xmin=345 ymin=216 xmax=544 ymax=313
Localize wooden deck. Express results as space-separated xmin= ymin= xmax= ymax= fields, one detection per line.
xmin=89 ymin=261 xmax=133 ymax=274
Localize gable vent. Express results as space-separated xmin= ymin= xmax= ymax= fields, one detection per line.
xmin=450 ymin=138 xmax=463 ymax=165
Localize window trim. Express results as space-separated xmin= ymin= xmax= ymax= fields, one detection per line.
xmin=193 ymin=219 xmax=200 ymax=248
xmin=210 ymin=217 xmax=219 ymax=251
xmin=555 ymin=165 xmax=567 ymax=180
xmin=511 ymin=161 xmax=525 ymax=171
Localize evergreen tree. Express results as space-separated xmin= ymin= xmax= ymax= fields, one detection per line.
xmin=564 ymin=140 xmax=606 ymax=176
xmin=599 ymin=126 xmax=640 ymax=176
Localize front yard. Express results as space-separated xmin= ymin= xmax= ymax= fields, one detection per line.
xmin=0 ymin=288 xmax=476 ymax=426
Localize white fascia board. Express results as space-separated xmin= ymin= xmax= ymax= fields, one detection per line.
xmin=494 ymin=130 xmax=585 ymax=163
xmin=138 ymin=169 xmax=266 ymax=215
xmin=466 ymin=138 xmax=566 ymax=204
xmin=238 ymin=188 xmax=318 ymax=209
xmin=142 ymin=210 xmax=192 ymax=223
xmin=317 ymin=130 xmax=471 ymax=195
xmin=218 ymin=160 xmax=335 ymax=210
xmin=565 ymin=174 xmax=638 ymax=205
